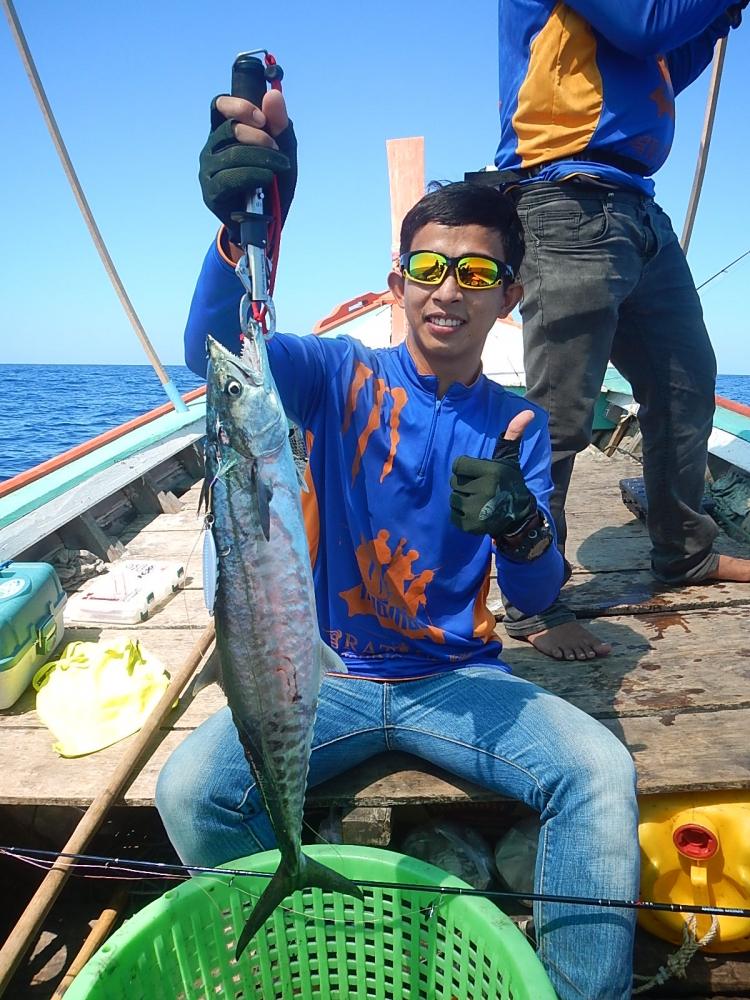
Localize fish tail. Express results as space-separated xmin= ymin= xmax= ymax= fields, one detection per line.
xmin=235 ymin=851 xmax=363 ymax=959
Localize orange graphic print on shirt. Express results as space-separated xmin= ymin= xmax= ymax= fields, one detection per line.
xmin=650 ymin=56 xmax=675 ymax=121
xmin=340 ymin=530 xmax=445 ymax=644
xmin=343 ymin=362 xmax=408 ymax=484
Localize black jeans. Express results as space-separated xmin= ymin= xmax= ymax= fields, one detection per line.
xmin=504 ymin=182 xmax=719 ymax=637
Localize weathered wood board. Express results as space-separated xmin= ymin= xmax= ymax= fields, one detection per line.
xmin=489 ymin=569 xmax=750 ymax=618
xmin=3 ymin=446 xmax=750 ymax=812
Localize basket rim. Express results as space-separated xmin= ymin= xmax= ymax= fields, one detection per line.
xmin=64 ymin=844 xmax=557 ymax=999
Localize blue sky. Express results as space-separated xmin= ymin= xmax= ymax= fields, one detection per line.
xmin=1 ymin=1 xmax=749 ymax=374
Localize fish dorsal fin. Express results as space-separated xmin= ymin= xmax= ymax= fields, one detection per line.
xmin=197 ymin=480 xmax=206 ymax=516
xmin=320 ymin=640 xmax=348 ymax=675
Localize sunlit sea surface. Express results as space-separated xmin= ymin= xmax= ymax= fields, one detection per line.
xmin=0 ymin=365 xmax=203 ymax=481
xmin=0 ymin=365 xmax=748 ymax=482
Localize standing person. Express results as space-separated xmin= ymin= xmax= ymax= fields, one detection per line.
xmin=492 ymin=0 xmax=750 ymax=661
xmin=157 ymin=92 xmax=640 ymax=999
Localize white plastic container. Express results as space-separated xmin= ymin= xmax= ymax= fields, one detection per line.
xmin=64 ymin=560 xmax=185 ymax=625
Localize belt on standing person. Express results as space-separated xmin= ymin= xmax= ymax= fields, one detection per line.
xmin=465 ymin=149 xmax=650 ymax=190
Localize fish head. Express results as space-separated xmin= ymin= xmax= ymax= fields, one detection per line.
xmin=206 ymin=335 xmax=287 ymax=460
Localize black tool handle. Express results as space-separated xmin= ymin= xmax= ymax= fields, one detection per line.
xmin=231 ymin=54 xmax=267 ymax=108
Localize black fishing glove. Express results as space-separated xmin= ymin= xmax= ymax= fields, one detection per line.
xmin=199 ymin=99 xmax=298 ymax=245
xmin=450 ymin=437 xmax=552 ymax=561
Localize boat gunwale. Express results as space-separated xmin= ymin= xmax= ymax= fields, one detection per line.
xmin=0 ymin=386 xmax=207 ymax=501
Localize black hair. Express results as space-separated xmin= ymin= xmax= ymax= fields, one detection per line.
xmin=399 ymin=181 xmax=525 ymax=278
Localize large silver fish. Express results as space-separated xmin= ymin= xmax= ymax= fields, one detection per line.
xmin=205 ymin=332 xmax=361 ymax=958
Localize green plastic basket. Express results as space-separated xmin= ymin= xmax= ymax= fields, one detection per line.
xmin=64 ymin=845 xmax=556 ymax=1000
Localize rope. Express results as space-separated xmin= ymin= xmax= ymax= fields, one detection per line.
xmin=632 ymin=915 xmax=720 ymax=994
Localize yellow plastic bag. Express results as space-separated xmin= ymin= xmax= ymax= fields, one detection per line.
xmin=33 ymin=638 xmax=170 ymax=757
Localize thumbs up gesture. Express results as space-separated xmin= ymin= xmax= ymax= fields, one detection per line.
xmin=449 ymin=410 xmax=538 ymax=540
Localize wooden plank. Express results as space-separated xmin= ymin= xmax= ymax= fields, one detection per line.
xmin=5 ymin=693 xmax=749 ymax=808
xmin=122 ymin=474 xmax=183 ymax=516
xmin=567 ymin=525 xmax=650 ymax=571
xmin=310 ymin=706 xmax=750 ymax=802
xmin=4 ymin=440 xmax=750 ymax=811
xmin=610 ymin=709 xmax=750 ymax=795
xmin=177 ymin=442 xmax=204 ymax=480
xmin=339 ymin=806 xmax=392 ymax=846
xmin=58 ymin=512 xmax=124 ymax=563
xmin=500 ymin=606 xmax=750 ymax=719
xmin=308 ymin=752 xmax=503 ymax=808
xmin=119 ymin=530 xmax=205 ymax=579
xmin=120 ymin=506 xmax=205 ymax=535
xmin=488 ymin=570 xmax=750 ymax=619
xmin=0 ymin=632 xmax=750 ymax=807
xmin=634 ymin=928 xmax=750 ymax=996
xmin=1 ymin=627 xmax=210 ymax=730
xmin=564 ymin=516 xmax=750 ymax=572
xmin=11 ymin=603 xmax=750 ymax=732
xmin=386 ymin=137 xmax=424 ymax=345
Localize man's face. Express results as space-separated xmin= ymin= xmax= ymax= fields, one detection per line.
xmin=387 ymin=222 xmax=522 ymax=379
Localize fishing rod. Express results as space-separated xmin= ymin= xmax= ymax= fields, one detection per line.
xmin=3 ymin=845 xmax=750 ymax=920
xmin=680 ymin=34 xmax=728 ymax=253
xmin=696 ymin=246 xmax=750 ymax=290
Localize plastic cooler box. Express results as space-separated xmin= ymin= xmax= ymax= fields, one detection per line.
xmin=64 ymin=560 xmax=185 ymax=625
xmin=0 ymin=562 xmax=66 ymax=710
xmin=64 ymin=845 xmax=556 ymax=1000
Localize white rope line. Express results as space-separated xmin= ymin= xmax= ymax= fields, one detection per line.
xmin=632 ymin=914 xmax=720 ymax=994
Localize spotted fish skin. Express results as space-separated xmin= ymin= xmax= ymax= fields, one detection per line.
xmin=206 ymin=333 xmax=361 ymax=958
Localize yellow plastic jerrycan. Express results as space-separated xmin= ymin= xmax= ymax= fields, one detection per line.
xmin=639 ymin=791 xmax=750 ymax=952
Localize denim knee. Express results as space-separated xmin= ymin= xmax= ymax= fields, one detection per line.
xmin=574 ymin=731 xmax=637 ymax=801
xmin=155 ymin=741 xmax=199 ymax=838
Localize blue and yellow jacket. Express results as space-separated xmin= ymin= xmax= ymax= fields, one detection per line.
xmin=496 ymin=0 xmax=732 ymax=195
xmin=185 ymin=238 xmax=564 ymax=678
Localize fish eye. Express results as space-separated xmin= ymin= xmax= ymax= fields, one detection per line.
xmin=225 ymin=379 xmax=243 ymax=398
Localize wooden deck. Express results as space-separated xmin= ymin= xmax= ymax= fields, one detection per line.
xmin=1 ymin=445 xmax=750 ymax=810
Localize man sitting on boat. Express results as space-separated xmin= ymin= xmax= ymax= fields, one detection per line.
xmin=156 ymin=90 xmax=640 ymax=1000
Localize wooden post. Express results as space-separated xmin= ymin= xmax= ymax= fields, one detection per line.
xmin=386 ymin=138 xmax=425 ymax=344
xmin=50 ymin=888 xmax=129 ymax=998
xmin=681 ymin=36 xmax=727 ymax=253
xmin=0 ymin=622 xmax=216 ymax=995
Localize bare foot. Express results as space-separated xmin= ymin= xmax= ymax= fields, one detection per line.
xmin=523 ymin=621 xmax=612 ymax=661
xmin=705 ymin=555 xmax=750 ymax=583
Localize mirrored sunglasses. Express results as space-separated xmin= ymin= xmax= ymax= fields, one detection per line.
xmin=399 ymin=250 xmax=515 ymax=290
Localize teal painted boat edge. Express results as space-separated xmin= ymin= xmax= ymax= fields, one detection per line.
xmin=602 ymin=369 xmax=750 ymax=442
xmin=0 ymin=398 xmax=206 ymax=531
xmin=505 ymin=384 xmax=616 ymax=431
xmin=713 ymin=406 xmax=750 ymax=441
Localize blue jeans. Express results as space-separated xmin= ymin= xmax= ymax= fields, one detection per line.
xmin=157 ymin=666 xmax=639 ymax=999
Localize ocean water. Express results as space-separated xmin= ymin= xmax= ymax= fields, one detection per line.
xmin=715 ymin=374 xmax=750 ymax=406
xmin=0 ymin=365 xmax=748 ymax=482
xmin=0 ymin=365 xmax=203 ymax=481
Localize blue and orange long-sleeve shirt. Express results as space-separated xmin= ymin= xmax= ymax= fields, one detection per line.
xmin=496 ymin=0 xmax=732 ymax=195
xmin=185 ymin=239 xmax=564 ymax=678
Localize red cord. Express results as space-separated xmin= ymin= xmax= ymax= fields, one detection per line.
xmin=265 ymin=51 xmax=283 ymax=92
xmin=251 ymin=176 xmax=282 ymax=333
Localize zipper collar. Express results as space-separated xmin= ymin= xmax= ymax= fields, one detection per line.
xmin=396 ymin=340 xmax=484 ymax=401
